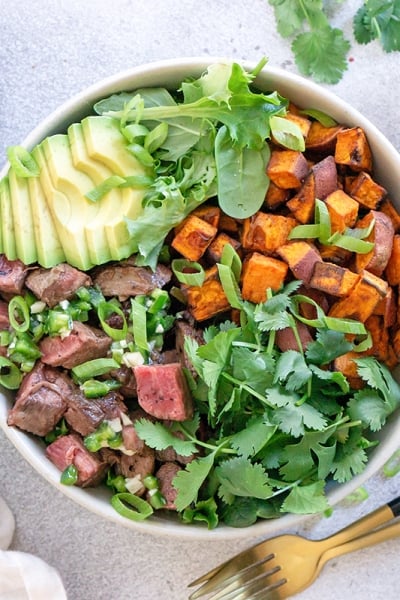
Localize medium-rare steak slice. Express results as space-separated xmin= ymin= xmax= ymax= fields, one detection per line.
xmin=0 ymin=255 xmax=29 ymax=297
xmin=92 ymin=262 xmax=172 ymax=300
xmin=46 ymin=433 xmax=107 ymax=487
xmin=134 ymin=363 xmax=193 ymax=421
xmin=39 ymin=321 xmax=112 ymax=369
xmin=25 ymin=263 xmax=92 ymax=308
xmin=7 ymin=362 xmax=71 ymax=436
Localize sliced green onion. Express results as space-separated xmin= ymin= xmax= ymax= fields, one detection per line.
xmin=171 ymin=259 xmax=205 ymax=287
xmin=7 ymin=145 xmax=40 ymax=177
xmin=323 ymin=316 xmax=367 ymax=335
xmin=147 ymin=289 xmax=170 ymax=315
xmin=80 ymin=378 xmax=121 ymax=398
xmin=383 ymin=449 xmax=400 ymax=477
xmin=127 ymin=143 xmax=154 ymax=167
xmin=327 ymin=231 xmax=374 ymax=254
xmin=220 ymin=243 xmax=242 ymax=282
xmin=97 ymin=301 xmax=128 ymax=341
xmin=106 ymin=471 xmax=127 ymax=493
xmin=288 ymin=223 xmax=321 ymax=240
xmin=270 ymin=115 xmax=305 ymax=151
xmin=111 ymin=492 xmax=154 ymax=521
xmin=44 ymin=310 xmax=72 ymax=336
xmin=60 ymin=464 xmax=78 ymax=486
xmin=299 ymin=108 xmax=337 ymax=127
xmin=8 ymin=333 xmax=41 ymax=362
xmin=315 ymin=199 xmax=331 ymax=243
xmin=85 ymin=175 xmax=125 ymax=202
xmin=142 ymin=474 xmax=159 ymax=490
xmin=72 ymin=357 xmax=120 ymax=383
xmin=0 ymin=330 xmax=11 ymax=347
xmin=144 ymin=122 xmax=169 ymax=153
xmin=8 ymin=296 xmax=30 ymax=333
xmin=130 ymin=298 xmax=148 ymax=351
xmin=123 ymin=123 xmax=149 ymax=142
xmin=291 ymin=294 xmax=367 ymax=335
xmin=120 ymin=174 xmax=154 ymax=188
xmin=0 ymin=357 xmax=23 ymax=389
xmin=217 ymin=263 xmax=242 ymax=309
xmin=352 ymin=332 xmax=372 ymax=352
xmin=147 ymin=489 xmax=167 ymax=509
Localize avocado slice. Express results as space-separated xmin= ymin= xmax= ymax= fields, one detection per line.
xmin=0 ymin=177 xmax=17 ymax=260
xmin=68 ymin=122 xmax=133 ymax=260
xmin=27 ymin=174 xmax=66 ymax=267
xmin=32 ymin=143 xmax=94 ymax=271
xmin=8 ymin=167 xmax=38 ymax=265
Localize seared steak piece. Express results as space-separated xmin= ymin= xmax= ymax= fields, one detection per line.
xmin=134 ymin=363 xmax=194 ymax=421
xmin=0 ymin=255 xmax=28 ymax=297
xmin=92 ymin=262 xmax=172 ymax=300
xmin=46 ymin=433 xmax=107 ymax=487
xmin=0 ymin=300 xmax=10 ymax=329
xmin=153 ymin=462 xmax=181 ymax=510
xmin=116 ymin=444 xmax=155 ymax=480
xmin=39 ymin=321 xmax=112 ymax=369
xmin=7 ymin=362 xmax=71 ymax=436
xmin=64 ymin=390 xmax=127 ymax=436
xmin=175 ymin=317 xmax=204 ymax=372
xmin=25 ymin=263 xmax=92 ymax=307
xmin=109 ymin=364 xmax=137 ymax=398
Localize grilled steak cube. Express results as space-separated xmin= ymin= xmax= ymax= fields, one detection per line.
xmin=46 ymin=433 xmax=107 ymax=487
xmin=0 ymin=255 xmax=28 ymax=297
xmin=92 ymin=262 xmax=172 ymax=300
xmin=153 ymin=462 xmax=181 ymax=510
xmin=64 ymin=390 xmax=127 ymax=436
xmin=25 ymin=263 xmax=92 ymax=308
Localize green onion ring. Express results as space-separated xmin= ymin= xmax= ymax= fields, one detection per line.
xmin=111 ymin=492 xmax=153 ymax=521
xmin=171 ymin=259 xmax=205 ymax=287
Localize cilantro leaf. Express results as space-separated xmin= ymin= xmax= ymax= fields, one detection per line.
xmin=331 ymin=428 xmax=368 ymax=483
xmin=353 ymin=0 xmax=400 ymax=52
xmin=281 ymin=480 xmax=329 ymax=514
xmin=347 ymin=390 xmax=390 ymax=431
xmin=273 ymin=350 xmax=312 ymax=391
xmin=181 ymin=497 xmax=219 ymax=529
xmin=134 ymin=418 xmax=198 ymax=456
xmin=216 ymin=456 xmax=273 ymax=501
xmin=173 ymin=453 xmax=216 ymax=511
xmin=229 ymin=416 xmax=277 ymax=458
xmin=268 ymin=0 xmax=307 ymax=38
xmin=355 ymin=357 xmax=400 ymax=413
xmin=306 ymin=329 xmax=353 ymax=365
xmin=279 ymin=429 xmax=335 ymax=481
xmin=266 ymin=386 xmax=327 ymax=437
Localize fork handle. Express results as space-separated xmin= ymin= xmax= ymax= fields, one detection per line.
xmin=317 ymin=494 xmax=400 ymax=553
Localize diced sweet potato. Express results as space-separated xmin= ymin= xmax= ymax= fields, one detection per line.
xmin=325 ymin=189 xmax=359 ymax=232
xmin=264 ymin=181 xmax=290 ymax=210
xmin=297 ymin=285 xmax=329 ymax=320
xmin=190 ymin=204 xmax=221 ymax=229
xmin=305 ymin=120 xmax=344 ymax=154
xmin=348 ymin=171 xmax=387 ymax=210
xmin=312 ymin=155 xmax=338 ymax=200
xmin=354 ymin=210 xmax=394 ymax=276
xmin=241 ymin=253 xmax=288 ymax=303
xmin=333 ymin=351 xmax=365 ymax=389
xmin=309 ymin=262 xmax=360 ymax=297
xmin=185 ymin=265 xmax=230 ymax=321
xmin=277 ymin=241 xmax=322 ymax=284
xmin=364 ymin=315 xmax=389 ymax=362
xmin=218 ymin=214 xmax=240 ymax=235
xmin=393 ymin=329 xmax=400 ymax=361
xmin=380 ymin=198 xmax=400 ymax=232
xmin=206 ymin=232 xmax=241 ymax=263
xmin=318 ymin=244 xmax=352 ymax=266
xmin=272 ymin=113 xmax=312 ymax=144
xmin=328 ymin=270 xmax=388 ymax=322
xmin=334 ymin=127 xmax=372 ymax=172
xmin=286 ymin=172 xmax=316 ymax=224
xmin=373 ymin=286 xmax=397 ymax=328
xmin=267 ymin=149 xmax=309 ymax=189
xmin=171 ymin=215 xmax=217 ymax=261
xmin=385 ymin=234 xmax=400 ymax=286
xmin=241 ymin=212 xmax=297 ymax=254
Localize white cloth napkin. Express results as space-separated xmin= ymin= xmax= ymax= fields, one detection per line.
xmin=0 ymin=496 xmax=67 ymax=600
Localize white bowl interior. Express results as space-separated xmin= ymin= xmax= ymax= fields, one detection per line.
xmin=1 ymin=57 xmax=400 ymax=540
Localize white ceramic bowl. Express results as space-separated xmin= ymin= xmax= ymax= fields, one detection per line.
xmin=1 ymin=57 xmax=400 ymax=540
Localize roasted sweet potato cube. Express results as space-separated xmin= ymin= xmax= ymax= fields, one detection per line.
xmin=318 ymin=244 xmax=352 ymax=266
xmin=354 ymin=210 xmax=394 ymax=276
xmin=328 ymin=270 xmax=387 ymax=322
xmin=373 ymin=286 xmax=397 ymax=328
xmin=190 ymin=204 xmax=221 ymax=229
xmin=272 ymin=113 xmax=312 ymax=145
xmin=309 ymin=262 xmax=360 ymax=297
xmin=277 ymin=241 xmax=322 ymax=284
xmin=206 ymin=232 xmax=241 ymax=263
xmin=264 ymin=181 xmax=290 ymax=210
xmin=335 ymin=127 xmax=372 ymax=172
xmin=218 ymin=214 xmax=240 ymax=235
xmin=241 ymin=253 xmax=288 ymax=303
xmin=287 ymin=172 xmax=316 ymax=224
xmin=185 ymin=265 xmax=230 ymax=321
xmin=333 ymin=351 xmax=365 ymax=389
xmin=364 ymin=315 xmax=389 ymax=362
xmin=312 ymin=155 xmax=338 ymax=200
xmin=349 ymin=171 xmax=387 ymax=209
xmin=305 ymin=120 xmax=344 ymax=154
xmin=267 ymin=149 xmax=309 ymax=189
xmin=386 ymin=234 xmax=400 ymax=286
xmin=171 ymin=215 xmax=217 ymax=261
xmin=380 ymin=198 xmax=400 ymax=232
xmin=393 ymin=328 xmax=400 ymax=361
xmin=241 ymin=212 xmax=297 ymax=254
xmin=325 ymin=189 xmax=359 ymax=232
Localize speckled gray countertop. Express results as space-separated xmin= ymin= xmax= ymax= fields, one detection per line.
xmin=1 ymin=1 xmax=400 ymax=599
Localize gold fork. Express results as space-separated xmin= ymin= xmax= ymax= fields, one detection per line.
xmin=188 ymin=495 xmax=400 ymax=599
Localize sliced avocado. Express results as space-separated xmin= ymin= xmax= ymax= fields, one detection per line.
xmin=39 ymin=134 xmax=111 ymax=268
xmin=0 ymin=176 xmax=17 ymax=260
xmin=8 ymin=167 xmax=38 ymax=265
xmin=27 ymin=174 xmax=66 ymax=267
xmin=68 ymin=122 xmax=134 ymax=260
xmin=32 ymin=144 xmax=94 ymax=271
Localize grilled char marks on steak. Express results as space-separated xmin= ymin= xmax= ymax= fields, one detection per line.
xmin=25 ymin=263 xmax=92 ymax=308
xmin=0 ymin=255 xmax=29 ymax=298
xmin=92 ymin=261 xmax=172 ymax=300
xmin=64 ymin=390 xmax=127 ymax=437
xmin=7 ymin=362 xmax=72 ymax=436
xmin=46 ymin=433 xmax=107 ymax=487
xmin=134 ymin=363 xmax=194 ymax=421
xmin=39 ymin=321 xmax=112 ymax=369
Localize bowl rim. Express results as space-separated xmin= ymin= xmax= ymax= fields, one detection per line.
xmin=1 ymin=56 xmax=400 ymax=540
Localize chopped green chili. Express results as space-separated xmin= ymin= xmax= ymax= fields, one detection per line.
xmin=60 ymin=464 xmax=78 ymax=486
xmin=72 ymin=357 xmax=120 ymax=383
xmin=0 ymin=357 xmax=23 ymax=389
xmin=8 ymin=296 xmax=30 ymax=333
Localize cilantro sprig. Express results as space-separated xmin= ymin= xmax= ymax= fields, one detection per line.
xmin=268 ymin=0 xmax=400 ymax=84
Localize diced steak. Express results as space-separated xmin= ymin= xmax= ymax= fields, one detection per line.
xmin=7 ymin=362 xmax=72 ymax=436
xmin=175 ymin=317 xmax=204 ymax=373
xmin=64 ymin=390 xmax=127 ymax=436
xmin=155 ymin=428 xmax=196 ymax=465
xmin=46 ymin=433 xmax=107 ymax=487
xmin=154 ymin=462 xmax=181 ymax=510
xmin=39 ymin=321 xmax=112 ymax=369
xmin=134 ymin=363 xmax=194 ymax=421
xmin=0 ymin=255 xmax=29 ymax=297
xmin=109 ymin=364 xmax=137 ymax=398
xmin=25 ymin=263 xmax=92 ymax=308
xmin=92 ymin=262 xmax=172 ymax=300
xmin=0 ymin=300 xmax=10 ymax=329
